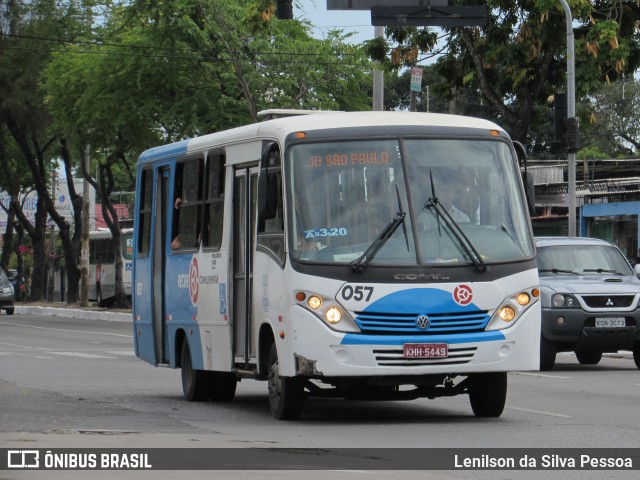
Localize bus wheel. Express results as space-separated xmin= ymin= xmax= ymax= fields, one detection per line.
xmin=540 ymin=336 xmax=556 ymax=371
xmin=267 ymin=343 xmax=304 ymax=420
xmin=181 ymin=337 xmax=208 ymax=401
xmin=209 ymin=372 xmax=237 ymax=402
xmin=468 ymin=372 xmax=507 ymax=418
xmin=575 ymin=351 xmax=602 ymax=365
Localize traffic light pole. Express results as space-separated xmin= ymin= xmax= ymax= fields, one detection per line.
xmin=559 ymin=0 xmax=577 ymax=237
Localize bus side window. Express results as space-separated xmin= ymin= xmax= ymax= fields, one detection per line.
xmin=257 ymin=145 xmax=285 ymax=264
xmin=172 ymin=159 xmax=203 ymax=251
xmin=203 ymin=153 xmax=225 ymax=250
xmin=137 ymin=169 xmax=153 ymax=256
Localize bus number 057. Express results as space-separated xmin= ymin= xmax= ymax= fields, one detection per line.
xmin=341 ymin=285 xmax=374 ymax=302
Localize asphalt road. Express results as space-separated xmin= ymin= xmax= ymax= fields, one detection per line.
xmin=1 ymin=310 xmax=639 ymax=480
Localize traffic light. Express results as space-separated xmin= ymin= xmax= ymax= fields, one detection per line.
xmin=552 ymin=93 xmax=580 ymax=153
xmin=276 ymin=0 xmax=293 ymax=19
xmin=553 ymin=93 xmax=567 ymax=143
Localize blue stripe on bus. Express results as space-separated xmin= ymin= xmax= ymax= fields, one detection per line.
xmin=138 ymin=139 xmax=190 ymax=162
xmin=340 ymin=331 xmax=506 ymax=346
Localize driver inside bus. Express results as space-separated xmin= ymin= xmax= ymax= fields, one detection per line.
xmin=417 ymin=169 xmax=470 ymax=229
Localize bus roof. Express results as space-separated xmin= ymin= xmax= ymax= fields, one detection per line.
xmin=138 ymin=111 xmax=508 ymax=164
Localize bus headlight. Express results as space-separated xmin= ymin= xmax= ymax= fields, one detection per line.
xmin=498 ymin=305 xmax=516 ymax=322
xmin=486 ymin=287 xmax=539 ymax=331
xmin=294 ymin=290 xmax=360 ymax=333
xmin=326 ymin=307 xmax=342 ymax=324
xmin=308 ymin=295 xmax=322 ymax=310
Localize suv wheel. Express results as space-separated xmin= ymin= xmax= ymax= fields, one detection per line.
xmin=633 ymin=343 xmax=640 ymax=369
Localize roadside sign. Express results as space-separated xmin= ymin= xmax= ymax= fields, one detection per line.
xmin=410 ymin=67 xmax=423 ymax=92
xmin=372 ymin=5 xmax=488 ymax=27
xmin=327 ymin=0 xmax=447 ymax=10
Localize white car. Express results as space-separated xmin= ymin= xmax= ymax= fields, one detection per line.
xmin=536 ymin=236 xmax=640 ymax=370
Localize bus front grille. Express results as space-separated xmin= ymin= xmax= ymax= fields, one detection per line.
xmin=354 ymin=311 xmax=490 ymax=335
xmin=373 ymin=346 xmax=477 ymax=366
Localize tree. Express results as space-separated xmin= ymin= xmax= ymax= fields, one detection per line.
xmin=581 ymin=78 xmax=640 ymax=157
xmin=367 ymin=1 xmax=640 ymax=147
xmin=0 ymin=1 xmax=65 ymax=301
xmin=41 ymin=0 xmax=372 ymax=307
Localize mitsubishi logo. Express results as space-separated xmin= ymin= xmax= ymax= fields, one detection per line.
xmin=606 ymin=298 xmax=614 ymax=306
xmin=416 ymin=315 xmax=430 ymax=329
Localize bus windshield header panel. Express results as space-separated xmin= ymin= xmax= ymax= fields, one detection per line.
xmin=288 ymin=137 xmax=533 ymax=267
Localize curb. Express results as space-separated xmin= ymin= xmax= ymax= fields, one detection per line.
xmin=15 ymin=305 xmax=131 ymax=323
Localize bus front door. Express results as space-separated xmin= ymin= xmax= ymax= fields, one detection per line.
xmin=152 ymin=167 xmax=169 ymax=364
xmin=232 ymin=166 xmax=258 ymax=366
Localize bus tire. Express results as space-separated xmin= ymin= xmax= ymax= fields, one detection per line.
xmin=468 ymin=372 xmax=507 ymax=418
xmin=540 ymin=336 xmax=556 ymax=371
xmin=575 ymin=350 xmax=602 ymax=365
xmin=209 ymin=372 xmax=237 ymax=402
xmin=267 ymin=343 xmax=304 ymax=420
xmin=181 ymin=337 xmax=208 ymax=401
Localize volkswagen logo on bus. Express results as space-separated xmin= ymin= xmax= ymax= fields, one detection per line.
xmin=416 ymin=314 xmax=430 ymax=330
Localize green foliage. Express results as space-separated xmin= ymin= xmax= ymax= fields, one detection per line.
xmin=576 ymin=146 xmax=610 ymax=161
xmin=579 ymin=78 xmax=640 ymax=157
xmin=368 ymin=0 xmax=640 ymax=147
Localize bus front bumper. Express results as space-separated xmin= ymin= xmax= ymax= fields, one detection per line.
xmin=283 ymin=305 xmax=541 ymax=378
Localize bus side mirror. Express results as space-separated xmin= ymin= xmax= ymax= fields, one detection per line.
xmin=513 ymin=141 xmax=536 ymax=217
xmin=524 ymin=172 xmax=535 ymax=217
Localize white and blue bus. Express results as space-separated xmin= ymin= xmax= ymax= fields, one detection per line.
xmin=89 ymin=227 xmax=133 ymax=307
xmin=133 ymin=111 xmax=540 ymax=420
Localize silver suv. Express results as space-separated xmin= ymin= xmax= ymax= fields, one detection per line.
xmin=0 ymin=267 xmax=15 ymax=315
xmin=536 ymin=237 xmax=640 ymax=370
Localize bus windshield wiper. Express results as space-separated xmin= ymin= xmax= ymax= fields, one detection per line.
xmin=538 ymin=268 xmax=581 ymax=275
xmin=395 ymin=184 xmax=410 ymax=253
xmin=424 ymin=172 xmax=487 ymax=272
xmin=351 ymin=209 xmax=406 ymax=273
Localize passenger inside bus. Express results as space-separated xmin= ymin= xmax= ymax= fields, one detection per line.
xmin=171 ymin=162 xmax=202 ymax=251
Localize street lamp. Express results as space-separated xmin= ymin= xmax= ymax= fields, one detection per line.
xmin=558 ymin=0 xmax=578 ymax=237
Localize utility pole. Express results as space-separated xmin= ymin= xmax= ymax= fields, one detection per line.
xmin=372 ymin=25 xmax=384 ymax=111
xmin=48 ymin=170 xmax=56 ymax=302
xmin=80 ymin=144 xmax=90 ymax=307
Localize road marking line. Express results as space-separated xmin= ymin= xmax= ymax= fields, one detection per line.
xmin=506 ymin=406 xmax=572 ymax=418
xmin=0 ymin=342 xmax=35 ymax=349
xmin=512 ymin=371 xmax=572 ymax=379
xmin=0 ymin=321 xmax=132 ymax=338
xmin=106 ymin=350 xmax=136 ymax=356
xmin=49 ymin=351 xmax=117 ymax=359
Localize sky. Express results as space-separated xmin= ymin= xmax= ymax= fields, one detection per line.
xmin=297 ymin=1 xmax=376 ymax=44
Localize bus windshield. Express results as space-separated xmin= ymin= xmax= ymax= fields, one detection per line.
xmin=288 ymin=138 xmax=533 ymax=266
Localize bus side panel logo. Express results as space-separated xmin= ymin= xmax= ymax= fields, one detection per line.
xmin=189 ymin=257 xmax=199 ymax=306
xmin=453 ymin=284 xmax=473 ymax=306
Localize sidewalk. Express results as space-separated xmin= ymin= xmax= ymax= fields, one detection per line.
xmin=14 ymin=302 xmax=132 ymax=323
